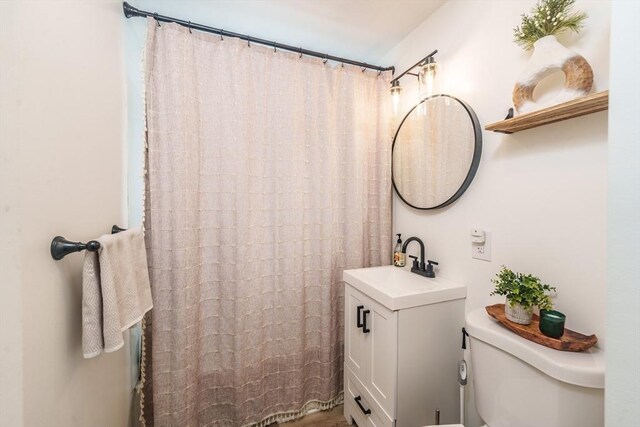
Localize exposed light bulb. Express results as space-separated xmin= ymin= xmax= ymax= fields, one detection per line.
xmin=390 ymin=80 xmax=402 ymax=116
xmin=418 ymin=57 xmax=439 ymax=100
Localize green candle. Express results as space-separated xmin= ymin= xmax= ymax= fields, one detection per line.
xmin=539 ymin=310 xmax=566 ymax=339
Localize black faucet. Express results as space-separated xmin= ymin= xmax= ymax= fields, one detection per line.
xmin=401 ymin=237 xmax=438 ymax=278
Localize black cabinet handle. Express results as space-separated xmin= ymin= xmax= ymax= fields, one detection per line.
xmin=362 ymin=309 xmax=370 ymax=333
xmin=356 ymin=305 xmax=364 ymax=328
xmin=354 ymin=395 xmax=371 ymax=415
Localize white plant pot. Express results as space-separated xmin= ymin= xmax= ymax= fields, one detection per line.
xmin=504 ymin=298 xmax=533 ymax=325
xmin=513 ymin=35 xmax=593 ymax=114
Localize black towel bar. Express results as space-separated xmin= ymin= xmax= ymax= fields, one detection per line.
xmin=50 ymin=225 xmax=127 ymax=260
xmin=111 ymin=224 xmax=127 ymax=234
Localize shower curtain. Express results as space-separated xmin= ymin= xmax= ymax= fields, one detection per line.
xmin=141 ymin=20 xmax=392 ymax=426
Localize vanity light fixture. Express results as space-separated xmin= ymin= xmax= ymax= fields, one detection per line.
xmin=389 ymin=49 xmax=438 ymax=115
xmin=418 ymin=56 xmax=439 ymax=100
xmin=390 ymin=80 xmax=403 ymax=116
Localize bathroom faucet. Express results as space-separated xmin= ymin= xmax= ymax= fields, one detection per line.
xmin=401 ymin=237 xmax=438 ymax=278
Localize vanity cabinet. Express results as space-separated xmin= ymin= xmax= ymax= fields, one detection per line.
xmin=343 ymin=267 xmax=466 ymax=427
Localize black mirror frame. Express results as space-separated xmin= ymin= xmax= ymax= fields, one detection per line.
xmin=391 ymin=94 xmax=483 ymax=210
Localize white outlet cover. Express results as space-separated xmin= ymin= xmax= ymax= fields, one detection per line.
xmin=472 ymin=231 xmax=491 ymax=261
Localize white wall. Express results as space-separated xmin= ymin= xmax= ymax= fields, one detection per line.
xmin=380 ymin=1 xmax=610 ymax=425
xmin=0 ymin=1 xmax=135 ymax=425
xmin=606 ymin=1 xmax=640 ymax=426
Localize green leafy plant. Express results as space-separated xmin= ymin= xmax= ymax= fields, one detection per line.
xmin=514 ymin=0 xmax=588 ymax=51
xmin=490 ymin=266 xmax=556 ymax=310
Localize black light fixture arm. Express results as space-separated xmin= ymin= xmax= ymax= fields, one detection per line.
xmin=390 ymin=49 xmax=438 ymax=84
xmin=122 ymin=2 xmax=395 ymax=73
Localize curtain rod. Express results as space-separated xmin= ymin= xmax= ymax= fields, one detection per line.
xmin=122 ymin=2 xmax=395 ymax=74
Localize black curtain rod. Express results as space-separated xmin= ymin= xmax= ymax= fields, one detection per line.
xmin=122 ymin=2 xmax=395 ymax=74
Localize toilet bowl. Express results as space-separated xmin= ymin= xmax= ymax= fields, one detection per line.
xmin=425 ymin=308 xmax=604 ymax=427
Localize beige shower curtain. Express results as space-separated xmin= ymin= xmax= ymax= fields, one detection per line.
xmin=141 ymin=20 xmax=392 ymax=426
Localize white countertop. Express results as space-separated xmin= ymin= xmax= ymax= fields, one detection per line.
xmin=343 ymin=265 xmax=466 ymax=310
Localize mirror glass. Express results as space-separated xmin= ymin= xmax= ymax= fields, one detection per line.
xmin=392 ymin=95 xmax=482 ymax=209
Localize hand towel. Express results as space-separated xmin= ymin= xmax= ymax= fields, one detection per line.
xmin=82 ymin=226 xmax=153 ymax=358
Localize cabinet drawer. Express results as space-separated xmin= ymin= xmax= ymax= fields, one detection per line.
xmin=344 ymin=365 xmax=394 ymax=427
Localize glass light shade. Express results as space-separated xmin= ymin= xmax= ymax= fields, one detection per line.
xmin=418 ymin=61 xmax=439 ymax=100
xmin=390 ymin=83 xmax=402 ymax=116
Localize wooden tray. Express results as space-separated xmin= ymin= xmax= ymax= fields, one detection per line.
xmin=485 ymin=304 xmax=597 ymax=352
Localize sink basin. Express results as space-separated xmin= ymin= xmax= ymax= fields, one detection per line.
xmin=343 ymin=265 xmax=466 ymax=310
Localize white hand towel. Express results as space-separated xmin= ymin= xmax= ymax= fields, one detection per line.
xmin=82 ymin=226 xmax=153 ymax=358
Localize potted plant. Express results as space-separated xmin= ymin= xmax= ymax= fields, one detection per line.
xmin=512 ymin=0 xmax=592 ymax=113
xmin=490 ymin=266 xmax=556 ymax=325
xmin=513 ymin=0 xmax=588 ymax=51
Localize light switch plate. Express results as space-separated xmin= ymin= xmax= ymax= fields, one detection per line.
xmin=470 ymin=228 xmax=486 ymax=244
xmin=472 ymin=231 xmax=491 ymax=261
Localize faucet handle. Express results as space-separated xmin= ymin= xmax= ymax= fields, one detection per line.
xmin=408 ymin=255 xmax=419 ymax=269
xmin=425 ymin=260 xmax=438 ymax=278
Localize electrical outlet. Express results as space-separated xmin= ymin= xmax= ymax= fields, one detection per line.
xmin=472 ymin=231 xmax=491 ymax=261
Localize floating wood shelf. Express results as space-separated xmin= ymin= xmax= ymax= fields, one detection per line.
xmin=485 ymin=90 xmax=609 ymax=134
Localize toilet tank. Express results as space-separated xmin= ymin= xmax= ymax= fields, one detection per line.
xmin=465 ymin=308 xmax=604 ymax=427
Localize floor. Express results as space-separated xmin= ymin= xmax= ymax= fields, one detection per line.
xmin=276 ymin=405 xmax=352 ymax=427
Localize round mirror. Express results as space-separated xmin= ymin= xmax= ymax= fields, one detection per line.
xmin=392 ymin=94 xmax=482 ymax=210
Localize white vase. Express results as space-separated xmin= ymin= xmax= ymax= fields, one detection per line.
xmin=513 ymin=35 xmax=593 ymax=114
xmin=504 ymin=298 xmax=533 ymax=325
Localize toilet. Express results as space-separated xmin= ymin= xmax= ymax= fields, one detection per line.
xmin=429 ymin=307 xmax=605 ymax=427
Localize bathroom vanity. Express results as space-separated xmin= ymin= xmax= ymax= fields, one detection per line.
xmin=343 ymin=266 xmax=466 ymax=427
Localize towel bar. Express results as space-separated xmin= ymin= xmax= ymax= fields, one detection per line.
xmin=50 ymin=225 xmax=126 ymax=260
xmin=112 ymin=224 xmax=127 ymax=234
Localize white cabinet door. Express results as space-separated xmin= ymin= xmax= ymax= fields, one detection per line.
xmin=345 ymin=284 xmax=398 ymax=419
xmin=366 ymin=297 xmax=397 ymax=417
xmin=345 ymin=285 xmax=369 ymax=380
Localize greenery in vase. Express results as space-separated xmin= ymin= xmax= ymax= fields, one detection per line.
xmin=490 ymin=266 xmax=556 ymax=310
xmin=513 ymin=0 xmax=588 ymax=51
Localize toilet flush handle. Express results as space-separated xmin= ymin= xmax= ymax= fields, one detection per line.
xmin=461 ymin=327 xmax=469 ymax=349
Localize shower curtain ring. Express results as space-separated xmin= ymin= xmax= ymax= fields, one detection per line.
xmin=220 ymin=30 xmax=224 ymax=41
xmin=299 ymin=47 xmax=303 ymax=59
xmin=188 ymin=21 xmax=192 ymax=33
xmin=323 ymin=56 xmax=328 ymax=64
xmin=378 ymin=70 xmax=382 ymax=76
xmin=362 ymin=67 xmax=366 ymax=73
xmin=248 ymin=39 xmax=251 ymax=47
xmin=273 ymin=42 xmax=277 ymax=53
xmin=154 ymin=13 xmax=161 ymax=27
